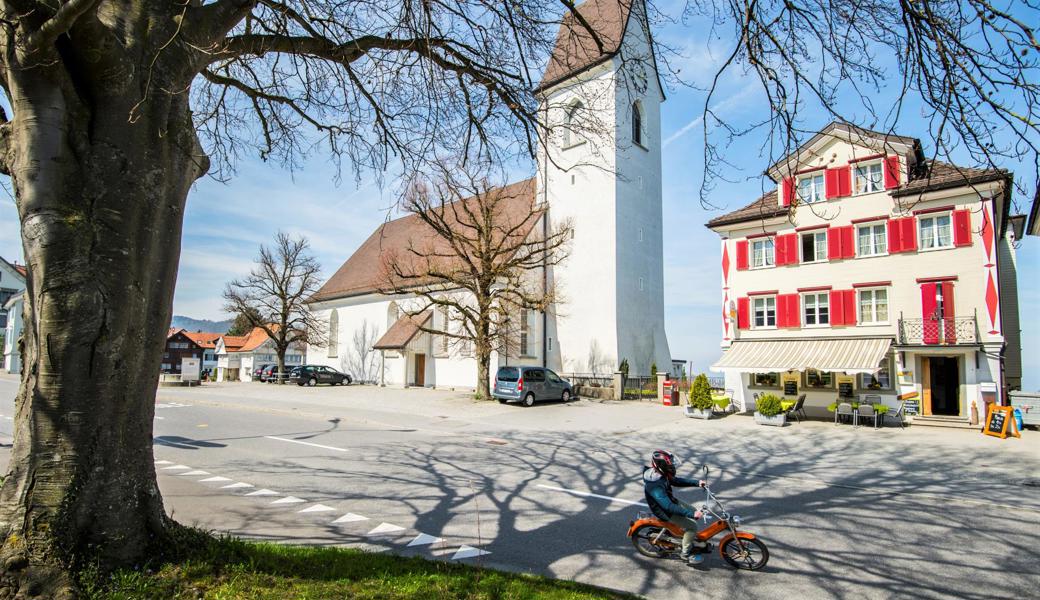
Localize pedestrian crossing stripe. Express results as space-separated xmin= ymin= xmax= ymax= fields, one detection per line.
xmin=452 ymin=546 xmax=490 ymax=560
xmin=332 ymin=513 xmax=368 ymax=524
xmin=271 ymin=496 xmax=306 ymax=505
xmin=299 ymin=504 xmax=335 ymax=513
xmin=407 ymin=533 xmax=443 ymax=547
xmin=367 ymin=523 xmax=405 ymax=536
xmin=199 ymin=476 xmax=232 ymax=482
xmin=180 ymin=470 xmax=210 ymax=476
xmin=222 ymin=482 xmax=254 ymax=489
xmin=245 ymin=489 xmax=279 ymax=496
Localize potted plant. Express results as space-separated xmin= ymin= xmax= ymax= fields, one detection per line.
xmin=754 ymin=393 xmax=787 ymax=426
xmin=684 ymin=373 xmax=714 ymax=419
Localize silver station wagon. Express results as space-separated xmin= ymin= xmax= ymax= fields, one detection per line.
xmin=493 ymin=366 xmax=574 ymax=407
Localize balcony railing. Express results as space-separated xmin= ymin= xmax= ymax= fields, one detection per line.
xmin=898 ymin=316 xmax=978 ymax=345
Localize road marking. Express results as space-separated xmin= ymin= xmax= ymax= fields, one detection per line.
xmin=452 ymin=546 xmax=490 ymax=560
xmin=222 ymin=482 xmax=254 ymax=489
xmin=245 ymin=489 xmax=279 ymax=496
xmin=407 ymin=533 xmax=443 ymax=547
xmin=154 ymin=460 xmax=173 ymax=465
xmin=154 ymin=416 xmax=165 ymax=420
xmin=367 ymin=523 xmax=405 ymax=536
xmin=536 ymin=484 xmax=648 ymax=507
xmin=264 ymin=436 xmax=348 ymax=452
xmin=161 ymin=465 xmax=192 ymax=471
xmin=156 ymin=402 xmax=189 ymax=409
xmin=332 ymin=513 xmax=368 ymax=524
xmin=180 ymin=470 xmax=210 ymax=476
xmin=299 ymin=504 xmax=335 ymax=514
xmin=270 ymin=496 xmax=306 ymax=505
xmin=199 ymin=476 xmax=232 ymax=483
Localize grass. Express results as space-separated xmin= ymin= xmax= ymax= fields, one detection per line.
xmin=81 ymin=535 xmax=636 ymax=600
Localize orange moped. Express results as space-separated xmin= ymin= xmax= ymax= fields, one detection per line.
xmin=626 ymin=466 xmax=769 ymax=570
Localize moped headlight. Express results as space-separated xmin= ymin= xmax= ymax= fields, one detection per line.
xmin=731 ymin=515 xmax=742 ymax=525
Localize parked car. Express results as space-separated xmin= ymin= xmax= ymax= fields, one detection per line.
xmin=291 ymin=365 xmax=352 ymax=387
xmin=262 ymin=364 xmax=295 ymax=383
xmin=253 ymin=363 xmax=272 ymax=381
xmin=493 ymin=366 xmax=573 ymax=407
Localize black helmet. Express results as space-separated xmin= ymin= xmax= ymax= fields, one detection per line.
xmin=650 ymin=450 xmax=677 ymax=479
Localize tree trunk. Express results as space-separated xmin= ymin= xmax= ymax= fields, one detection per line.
xmin=0 ymin=56 xmax=207 ymax=595
xmin=276 ymin=348 xmax=286 ymax=385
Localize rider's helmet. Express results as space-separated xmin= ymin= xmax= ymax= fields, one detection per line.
xmin=650 ymin=450 xmax=678 ymax=479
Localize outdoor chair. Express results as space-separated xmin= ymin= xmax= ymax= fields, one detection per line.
xmin=858 ymin=403 xmax=879 ymax=429
xmin=791 ymin=394 xmax=807 ymax=422
xmin=884 ymin=401 xmax=907 ymax=429
xmin=835 ymin=402 xmax=854 ymax=426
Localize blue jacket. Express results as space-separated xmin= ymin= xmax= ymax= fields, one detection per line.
xmin=643 ymin=467 xmax=698 ymax=520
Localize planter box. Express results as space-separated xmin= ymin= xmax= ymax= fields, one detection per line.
xmin=754 ymin=412 xmax=787 ymax=427
xmin=684 ymin=407 xmax=713 ymax=419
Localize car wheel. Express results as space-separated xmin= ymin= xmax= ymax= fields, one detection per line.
xmin=297 ymin=381 xmax=305 ymax=387
xmin=522 ymin=393 xmax=536 ymax=407
xmin=561 ymin=390 xmax=571 ymax=403
xmin=346 ymin=376 xmax=352 ymax=385
xmin=308 ymin=377 xmax=317 ymax=387
xmin=497 ymin=398 xmax=508 ymax=404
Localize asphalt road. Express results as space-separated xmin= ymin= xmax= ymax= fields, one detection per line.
xmin=0 ymin=376 xmax=1037 ymax=600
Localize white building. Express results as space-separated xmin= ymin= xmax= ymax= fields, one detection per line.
xmin=306 ymin=0 xmax=671 ymax=390
xmin=1 ymin=257 xmax=26 ymax=374
xmin=214 ymin=327 xmax=305 ymax=382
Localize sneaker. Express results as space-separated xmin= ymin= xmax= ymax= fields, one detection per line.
xmin=687 ymin=553 xmax=704 ymax=566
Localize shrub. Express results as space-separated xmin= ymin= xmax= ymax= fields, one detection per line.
xmin=619 ymin=358 xmax=629 ymax=381
xmin=650 ymin=362 xmax=657 ymax=381
xmin=688 ymin=373 xmax=714 ymax=410
xmin=756 ymin=394 xmax=784 ymax=417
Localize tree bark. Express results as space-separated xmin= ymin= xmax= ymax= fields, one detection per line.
xmin=0 ymin=51 xmax=207 ymax=595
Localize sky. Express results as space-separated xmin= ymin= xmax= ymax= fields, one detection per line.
xmin=0 ymin=3 xmax=1036 ymax=389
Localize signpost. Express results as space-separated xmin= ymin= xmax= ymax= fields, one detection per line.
xmin=837 ymin=374 xmax=855 ymax=399
xmin=983 ymin=406 xmax=1020 ymax=439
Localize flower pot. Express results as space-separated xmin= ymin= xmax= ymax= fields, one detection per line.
xmin=684 ymin=406 xmax=713 ymax=419
xmin=754 ymin=412 xmax=787 ymax=427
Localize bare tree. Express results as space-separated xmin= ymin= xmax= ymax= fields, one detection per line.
xmin=344 ymin=320 xmax=381 ymax=384
xmin=224 ymin=233 xmax=325 ymax=384
xmin=380 ymin=167 xmax=572 ymax=398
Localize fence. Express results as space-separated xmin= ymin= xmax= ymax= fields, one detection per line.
xmin=621 ymin=376 xmax=657 ymax=400
xmin=561 ymin=373 xmax=614 ymax=389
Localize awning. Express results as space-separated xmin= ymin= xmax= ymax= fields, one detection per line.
xmin=711 ymin=337 xmax=893 ymax=375
xmin=372 ymin=310 xmax=432 ymax=350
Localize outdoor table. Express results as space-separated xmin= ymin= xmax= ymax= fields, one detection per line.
xmin=780 ymin=400 xmax=796 ymax=412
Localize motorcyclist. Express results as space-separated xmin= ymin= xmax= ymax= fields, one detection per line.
xmin=643 ymin=449 xmax=708 ymax=565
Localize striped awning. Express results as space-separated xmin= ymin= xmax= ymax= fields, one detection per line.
xmin=711 ymin=337 xmax=893 ymax=374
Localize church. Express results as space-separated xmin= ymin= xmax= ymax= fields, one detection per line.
xmin=305 ymin=0 xmax=672 ymax=389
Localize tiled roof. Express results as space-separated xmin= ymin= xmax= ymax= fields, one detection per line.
xmin=13 ymin=264 xmax=26 ymax=278
xmin=372 ymin=311 xmax=432 ymax=350
xmin=537 ymin=0 xmax=631 ymax=92
xmin=310 ymin=178 xmax=538 ymax=303
xmin=182 ymin=331 xmax=222 ymax=349
xmin=891 ymin=160 xmax=1008 ymax=197
xmin=167 ymin=327 xmax=182 ymax=339
xmin=705 ymin=190 xmax=788 ymax=229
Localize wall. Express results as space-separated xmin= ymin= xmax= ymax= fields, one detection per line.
xmin=3 ymin=294 xmax=23 ymax=373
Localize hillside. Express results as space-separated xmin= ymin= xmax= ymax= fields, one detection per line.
xmin=171 ymin=315 xmax=233 ymax=333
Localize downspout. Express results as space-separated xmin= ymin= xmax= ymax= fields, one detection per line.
xmin=541 ymin=97 xmax=549 ymax=369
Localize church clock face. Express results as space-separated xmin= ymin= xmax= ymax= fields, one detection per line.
xmin=632 ymin=62 xmax=648 ymax=94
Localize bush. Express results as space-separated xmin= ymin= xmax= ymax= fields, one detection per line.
xmin=756 ymin=394 xmax=784 ymax=417
xmin=619 ymin=358 xmax=629 ymax=381
xmin=688 ymin=373 xmax=714 ymax=410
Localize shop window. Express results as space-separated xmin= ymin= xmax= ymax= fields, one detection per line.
xmin=751 ymin=372 xmax=780 ymax=388
xmin=752 ymin=296 xmax=776 ymax=328
xmin=854 ymin=162 xmax=884 ymax=194
xmin=860 ymin=356 xmax=893 ymax=390
xmin=804 ymin=370 xmax=834 ymax=389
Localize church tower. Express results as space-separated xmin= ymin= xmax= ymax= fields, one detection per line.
xmin=537 ymin=0 xmax=671 ymax=376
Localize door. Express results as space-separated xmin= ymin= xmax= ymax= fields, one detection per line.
xmin=546 ymin=370 xmax=565 ymax=399
xmin=524 ymin=369 xmax=545 ymax=397
xmin=414 ymin=354 xmax=426 ymax=386
xmin=927 ymin=357 xmax=960 ymax=416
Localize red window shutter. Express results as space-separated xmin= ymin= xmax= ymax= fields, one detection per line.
xmin=953 ymin=209 xmax=972 ymax=247
xmin=737 ymin=297 xmax=750 ymax=329
xmin=884 ymin=156 xmax=901 ymax=189
xmin=786 ymin=294 xmax=801 ymax=328
xmin=775 ymin=235 xmax=788 ymax=266
xmin=775 ymin=295 xmax=787 ymax=327
xmin=837 ymin=165 xmax=852 ymax=197
xmin=900 ymin=217 xmax=917 ymax=251
xmin=830 ymin=290 xmax=845 ymax=325
xmin=941 ymin=281 xmax=956 ymax=343
xmin=841 ymin=226 xmax=856 ymax=259
xmin=827 ymin=228 xmax=843 ymax=260
xmin=825 ymin=169 xmax=839 ymax=199
xmin=782 ymin=178 xmax=795 ymax=206
xmin=788 ymin=234 xmax=799 ymax=265
xmin=842 ymin=290 xmax=857 ymax=326
xmin=921 ymin=282 xmax=939 ymax=344
xmin=887 ymin=219 xmax=903 ymax=253
xmin=736 ymin=240 xmax=749 ymax=270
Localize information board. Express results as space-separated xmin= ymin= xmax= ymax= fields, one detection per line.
xmin=983 ymin=406 xmax=1020 ymax=439
xmin=836 ymin=374 xmax=855 ymax=398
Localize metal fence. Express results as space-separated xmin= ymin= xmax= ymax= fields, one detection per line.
xmin=561 ymin=373 xmax=614 ymax=389
xmin=621 ymin=376 xmax=657 ymax=400
xmin=898 ymin=316 xmax=978 ymax=345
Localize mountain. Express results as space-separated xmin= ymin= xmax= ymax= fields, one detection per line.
xmin=171 ymin=315 xmax=234 ymax=334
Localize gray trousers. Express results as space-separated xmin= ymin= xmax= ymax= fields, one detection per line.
xmin=667 ymin=501 xmax=704 ymax=556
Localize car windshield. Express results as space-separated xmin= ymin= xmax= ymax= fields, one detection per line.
xmin=497 ymin=367 xmax=520 ymax=382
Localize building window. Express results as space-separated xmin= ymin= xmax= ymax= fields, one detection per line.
xmin=327 ymin=309 xmax=339 ymax=358
xmin=753 ymin=296 xmax=776 ymax=328
xmin=800 ymin=231 xmax=827 ymax=263
xmin=436 ymin=306 xmax=450 ymax=357
xmin=804 ymin=370 xmax=834 ymax=389
xmin=563 ymin=100 xmax=582 ymax=147
xmin=752 ymin=239 xmax=775 ymax=269
xmin=638 ymin=227 xmax=644 ymax=242
xmin=797 ymin=173 xmax=825 ymax=204
xmin=803 ymin=293 xmax=829 ymax=326
xmin=519 ymin=309 xmax=536 ymax=357
xmin=854 ymin=162 xmax=884 ymax=194
xmin=386 ymin=301 xmax=400 ymax=330
xmin=639 ymin=277 xmax=644 ymax=291
xmin=858 ymin=288 xmax=889 ymax=324
xmin=919 ymin=214 xmax=953 ymax=250
xmin=751 ymin=372 xmax=780 ymax=388
xmin=632 ymin=101 xmax=643 ymax=146
xmin=860 ymin=355 xmax=893 ymax=390
xmin=857 ymin=223 xmax=887 ymax=256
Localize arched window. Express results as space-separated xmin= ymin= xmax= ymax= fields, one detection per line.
xmin=386 ymin=301 xmax=400 ymax=330
xmin=631 ymin=101 xmax=643 ymax=146
xmin=327 ymin=309 xmax=339 ymax=358
xmin=563 ymin=100 xmax=582 ymax=147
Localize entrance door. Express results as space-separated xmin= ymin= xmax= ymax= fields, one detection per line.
xmin=926 ymin=357 xmax=960 ymax=416
xmin=414 ymin=354 xmax=426 ymax=387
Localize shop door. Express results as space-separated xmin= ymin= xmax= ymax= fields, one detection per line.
xmin=926 ymin=357 xmax=960 ymax=416
xmin=414 ymin=354 xmax=426 ymax=386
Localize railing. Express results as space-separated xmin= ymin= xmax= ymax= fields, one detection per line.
xmin=621 ymin=376 xmax=657 ymax=400
xmin=898 ymin=316 xmax=978 ymax=345
xmin=561 ymin=373 xmax=613 ymax=389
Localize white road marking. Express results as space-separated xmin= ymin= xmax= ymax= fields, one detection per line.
xmin=155 ymin=402 xmax=189 ymax=409
xmin=270 ymin=496 xmax=306 ymax=505
xmin=536 ymin=484 xmax=648 ymax=507
xmin=264 ymin=436 xmax=348 ymax=452
xmin=161 ymin=465 xmax=192 ymax=471
xmin=222 ymin=482 xmax=254 ymax=489
xmin=407 ymin=533 xmax=443 ymax=547
xmin=366 ymin=523 xmax=406 ymax=536
xmin=332 ymin=513 xmax=368 ymax=524
xmin=199 ymin=476 xmax=232 ymax=483
xmin=245 ymin=489 xmax=279 ymax=496
xmin=180 ymin=470 xmax=211 ymax=476
xmin=299 ymin=504 xmax=335 ymax=514
xmin=154 ymin=416 xmax=165 ymax=420
xmin=154 ymin=460 xmax=174 ymax=465
xmin=452 ymin=546 xmax=490 ymax=560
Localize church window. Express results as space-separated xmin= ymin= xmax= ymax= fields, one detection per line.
xmin=639 ymin=277 xmax=645 ymax=291
xmin=632 ymin=101 xmax=643 ymax=146
xmin=638 ymin=227 xmax=644 ymax=242
xmin=327 ymin=309 xmax=339 ymax=358
xmin=519 ymin=309 xmax=536 ymax=357
xmin=563 ymin=100 xmax=582 ymax=147
xmin=387 ymin=301 xmax=400 ymax=330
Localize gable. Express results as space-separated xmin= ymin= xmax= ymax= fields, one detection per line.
xmin=767 ymin=122 xmax=921 ymax=181
xmin=537 ymin=0 xmax=633 ymax=92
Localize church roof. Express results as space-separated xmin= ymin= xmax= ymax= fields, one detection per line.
xmin=311 ymin=178 xmax=539 ymax=304
xmin=536 ymin=0 xmax=633 ymax=92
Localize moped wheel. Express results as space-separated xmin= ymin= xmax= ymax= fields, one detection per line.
xmin=630 ymin=524 xmax=677 ymax=558
xmin=720 ymin=537 xmax=769 ymax=570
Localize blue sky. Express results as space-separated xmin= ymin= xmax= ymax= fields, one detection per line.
xmin=0 ymin=5 xmax=1036 ymax=389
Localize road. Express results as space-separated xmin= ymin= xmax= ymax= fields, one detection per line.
xmin=0 ymin=375 xmax=1037 ymax=599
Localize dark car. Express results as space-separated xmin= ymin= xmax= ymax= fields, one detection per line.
xmin=253 ymin=363 xmax=272 ymax=381
xmin=492 ymin=366 xmax=573 ymax=407
xmin=262 ymin=364 xmax=294 ymax=383
xmin=291 ymin=365 xmax=352 ymax=387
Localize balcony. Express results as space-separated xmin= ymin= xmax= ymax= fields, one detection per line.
xmin=897 ymin=316 xmax=978 ymax=346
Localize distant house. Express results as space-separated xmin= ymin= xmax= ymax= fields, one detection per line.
xmin=1 ymin=257 xmax=26 ymax=374
xmin=0 ymin=256 xmax=26 ymax=332
xmin=214 ymin=327 xmax=305 ymax=382
xmin=162 ymin=328 xmax=222 ymax=374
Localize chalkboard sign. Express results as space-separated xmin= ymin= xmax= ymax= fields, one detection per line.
xmin=784 ymin=380 xmax=798 ymax=396
xmin=983 ymin=406 xmax=1019 ymax=439
xmin=903 ymin=399 xmax=919 ymax=415
xmin=838 ymin=382 xmax=854 ymax=398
